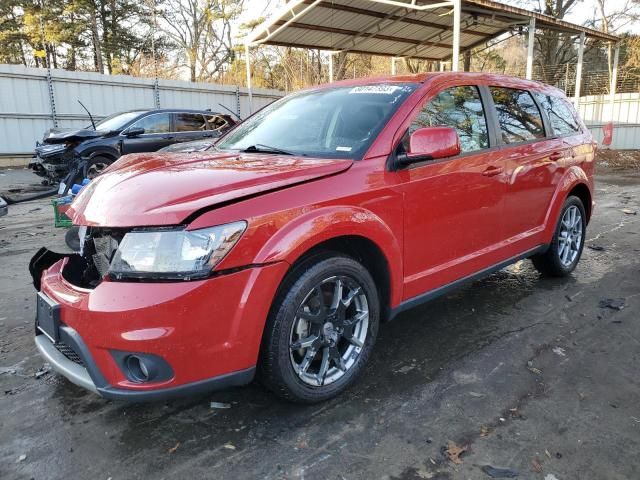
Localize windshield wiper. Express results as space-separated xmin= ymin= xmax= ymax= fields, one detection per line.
xmin=242 ymin=144 xmax=303 ymax=156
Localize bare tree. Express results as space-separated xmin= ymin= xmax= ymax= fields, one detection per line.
xmin=590 ymin=0 xmax=640 ymax=76
xmin=160 ymin=0 xmax=243 ymax=82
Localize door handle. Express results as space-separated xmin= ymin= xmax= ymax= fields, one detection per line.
xmin=549 ymin=151 xmax=563 ymax=161
xmin=163 ymin=135 xmax=176 ymax=140
xmin=482 ymin=166 xmax=503 ymax=177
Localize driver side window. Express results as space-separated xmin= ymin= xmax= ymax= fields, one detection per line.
xmin=130 ymin=113 xmax=171 ymax=134
xmin=404 ymin=86 xmax=489 ymax=154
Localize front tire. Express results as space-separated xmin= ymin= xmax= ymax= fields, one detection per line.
xmin=84 ymin=155 xmax=113 ymax=180
xmin=259 ymin=254 xmax=379 ymax=403
xmin=532 ymin=195 xmax=586 ymax=277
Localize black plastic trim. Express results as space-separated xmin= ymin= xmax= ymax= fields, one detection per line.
xmin=58 ymin=325 xmax=109 ymax=388
xmin=389 ymin=244 xmax=548 ymax=320
xmin=29 ymin=248 xmax=70 ymax=291
xmin=97 ymin=367 xmax=256 ymax=402
xmin=110 ymin=350 xmax=175 ymax=383
xmin=36 ymin=321 xmax=256 ymax=402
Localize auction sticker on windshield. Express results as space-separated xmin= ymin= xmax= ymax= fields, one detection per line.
xmin=349 ymin=85 xmax=401 ymax=94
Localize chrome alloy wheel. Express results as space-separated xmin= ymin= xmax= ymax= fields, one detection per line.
xmin=558 ymin=205 xmax=583 ymax=267
xmin=289 ymin=276 xmax=369 ymax=387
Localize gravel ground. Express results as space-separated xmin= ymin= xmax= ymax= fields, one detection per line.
xmin=0 ymin=166 xmax=639 ymax=480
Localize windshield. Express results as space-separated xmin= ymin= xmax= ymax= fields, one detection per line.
xmin=217 ymin=83 xmax=417 ymax=159
xmin=94 ymin=111 xmax=145 ymax=132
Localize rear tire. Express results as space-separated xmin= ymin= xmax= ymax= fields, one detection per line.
xmin=532 ymin=195 xmax=586 ymax=277
xmin=259 ymin=254 xmax=379 ymax=403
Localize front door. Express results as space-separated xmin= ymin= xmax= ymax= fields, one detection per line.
xmin=121 ymin=112 xmax=174 ymax=154
xmin=398 ymin=85 xmax=507 ymax=300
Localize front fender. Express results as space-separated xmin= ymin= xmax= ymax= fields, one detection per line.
xmin=254 ymin=206 xmax=404 ymax=307
xmin=542 ymin=166 xmax=592 ymax=242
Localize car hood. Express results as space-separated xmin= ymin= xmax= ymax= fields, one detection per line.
xmin=68 ymin=152 xmax=353 ymax=227
xmin=43 ymin=128 xmax=105 ymax=143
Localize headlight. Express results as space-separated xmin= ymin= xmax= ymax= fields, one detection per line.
xmin=37 ymin=143 xmax=67 ymax=156
xmin=108 ymin=221 xmax=247 ymax=280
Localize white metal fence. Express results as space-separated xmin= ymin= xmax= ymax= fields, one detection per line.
xmin=0 ymin=64 xmax=283 ymax=161
xmin=577 ymin=92 xmax=640 ymax=150
xmin=0 ymin=63 xmax=637 ymax=164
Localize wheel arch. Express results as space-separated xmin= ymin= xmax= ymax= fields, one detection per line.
xmin=80 ymin=146 xmax=120 ymax=162
xmin=254 ymin=206 xmax=403 ymax=319
xmin=280 ymin=235 xmax=393 ymax=322
xmin=542 ymin=167 xmax=593 ymax=242
xmin=567 ymin=182 xmax=592 ymax=223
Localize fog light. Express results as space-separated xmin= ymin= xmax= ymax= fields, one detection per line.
xmin=126 ymin=355 xmax=150 ymax=382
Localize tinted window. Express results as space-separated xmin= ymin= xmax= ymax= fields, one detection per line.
xmin=96 ymin=111 xmax=144 ymax=132
xmin=131 ymin=113 xmax=170 ymax=134
xmin=535 ymin=94 xmax=580 ymax=136
xmin=490 ymin=87 xmax=545 ymax=143
xmin=176 ymin=113 xmax=207 ymax=132
xmin=206 ymin=114 xmax=229 ymax=132
xmin=410 ymin=86 xmax=489 ymax=153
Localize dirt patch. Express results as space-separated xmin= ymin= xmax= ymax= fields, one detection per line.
xmin=596 ymin=149 xmax=640 ymax=171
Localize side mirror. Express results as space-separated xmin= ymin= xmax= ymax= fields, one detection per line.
xmin=396 ymin=126 xmax=461 ymax=167
xmin=125 ymin=127 xmax=145 ymax=137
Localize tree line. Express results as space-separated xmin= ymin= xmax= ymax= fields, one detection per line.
xmin=0 ymin=0 xmax=638 ymax=92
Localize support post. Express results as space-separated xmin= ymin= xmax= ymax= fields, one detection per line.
xmin=573 ymin=32 xmax=585 ymax=107
xmin=235 ymin=85 xmax=241 ymax=118
xmin=609 ymin=43 xmax=620 ymax=122
xmin=45 ymin=69 xmax=58 ymax=128
xmin=391 ymin=57 xmax=397 ymax=75
xmin=153 ymin=78 xmax=160 ymax=108
xmin=451 ymin=0 xmax=461 ymax=72
xmin=245 ymin=43 xmax=253 ymax=114
xmin=329 ymin=52 xmax=334 ymax=82
xmin=525 ymin=17 xmax=535 ymax=80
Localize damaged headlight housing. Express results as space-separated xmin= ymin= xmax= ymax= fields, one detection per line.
xmin=108 ymin=221 xmax=247 ymax=280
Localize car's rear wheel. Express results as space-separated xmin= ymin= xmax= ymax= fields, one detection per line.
xmin=260 ymin=254 xmax=379 ymax=403
xmin=532 ymin=195 xmax=586 ymax=277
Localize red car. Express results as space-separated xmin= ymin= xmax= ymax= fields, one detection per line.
xmin=31 ymin=73 xmax=594 ymax=403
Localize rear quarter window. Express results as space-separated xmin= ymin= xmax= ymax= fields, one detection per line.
xmin=490 ymin=87 xmax=545 ymax=144
xmin=535 ymin=94 xmax=581 ymax=136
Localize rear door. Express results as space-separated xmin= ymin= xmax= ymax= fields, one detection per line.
xmin=121 ymin=112 xmax=174 ymax=154
xmin=489 ymin=87 xmax=566 ymax=240
xmin=398 ymin=84 xmax=507 ymax=299
xmin=173 ymin=112 xmax=213 ymax=143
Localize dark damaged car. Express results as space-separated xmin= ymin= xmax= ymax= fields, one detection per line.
xmin=30 ymin=109 xmax=236 ymax=187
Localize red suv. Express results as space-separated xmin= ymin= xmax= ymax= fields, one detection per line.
xmin=31 ymin=73 xmax=594 ymax=403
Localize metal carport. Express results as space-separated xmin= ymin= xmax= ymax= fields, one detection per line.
xmin=245 ymin=0 xmax=619 ymax=113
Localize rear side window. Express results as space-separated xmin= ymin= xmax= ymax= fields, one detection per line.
xmin=535 ymin=94 xmax=580 ymax=136
xmin=176 ymin=113 xmax=207 ymax=132
xmin=206 ymin=114 xmax=229 ymax=132
xmin=490 ymin=87 xmax=545 ymax=144
xmin=410 ymin=86 xmax=489 ymax=153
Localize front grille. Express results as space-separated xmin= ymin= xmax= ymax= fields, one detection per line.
xmin=54 ymin=342 xmax=84 ymax=366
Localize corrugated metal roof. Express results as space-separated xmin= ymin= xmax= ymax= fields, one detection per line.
xmin=248 ymin=0 xmax=619 ymax=60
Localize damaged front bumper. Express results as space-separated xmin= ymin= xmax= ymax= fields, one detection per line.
xmin=30 ymin=248 xmax=287 ymax=402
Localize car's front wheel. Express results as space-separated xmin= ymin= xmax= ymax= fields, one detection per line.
xmin=532 ymin=195 xmax=586 ymax=276
xmin=260 ymin=254 xmax=379 ymax=403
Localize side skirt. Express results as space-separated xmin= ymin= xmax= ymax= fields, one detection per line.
xmin=389 ymin=244 xmax=548 ymax=320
